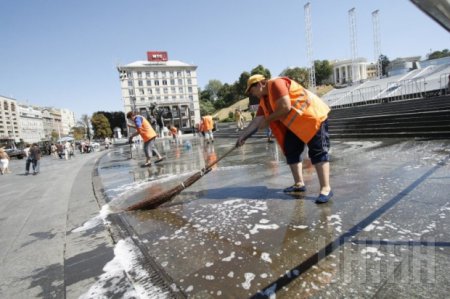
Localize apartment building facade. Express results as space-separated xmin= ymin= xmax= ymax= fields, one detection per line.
xmin=117 ymin=51 xmax=201 ymax=133
xmin=0 ymin=95 xmax=21 ymax=142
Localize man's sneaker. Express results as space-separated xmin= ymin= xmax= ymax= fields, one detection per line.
xmin=315 ymin=190 xmax=333 ymax=204
xmin=283 ymin=185 xmax=306 ymax=193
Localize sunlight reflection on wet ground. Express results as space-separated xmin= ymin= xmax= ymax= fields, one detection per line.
xmin=97 ymin=137 xmax=450 ymax=298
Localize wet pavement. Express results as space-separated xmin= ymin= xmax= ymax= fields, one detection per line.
xmin=95 ymin=136 xmax=450 ymax=298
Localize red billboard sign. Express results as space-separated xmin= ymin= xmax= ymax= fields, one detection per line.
xmin=147 ymin=51 xmax=168 ymax=62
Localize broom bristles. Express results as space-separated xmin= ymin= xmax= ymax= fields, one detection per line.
xmin=126 ymin=171 xmax=204 ymax=211
xmin=125 ymin=145 xmax=237 ymax=211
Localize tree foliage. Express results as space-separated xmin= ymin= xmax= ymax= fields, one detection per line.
xmin=314 ymin=60 xmax=333 ymax=85
xmin=280 ymin=67 xmax=309 ymax=87
xmin=91 ymin=113 xmax=112 ymax=139
xmin=379 ymin=54 xmax=390 ymax=76
xmin=79 ymin=114 xmax=91 ymax=140
xmin=427 ymin=49 xmax=450 ymax=60
xmin=251 ymin=65 xmax=271 ymax=78
xmin=95 ymin=111 xmax=126 ymax=135
xmin=204 ymin=80 xmax=223 ymax=101
xmin=72 ymin=127 xmax=85 ymax=140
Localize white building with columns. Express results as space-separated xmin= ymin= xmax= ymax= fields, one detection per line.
xmin=117 ymin=51 xmax=201 ymax=133
xmin=332 ymin=58 xmax=369 ymax=85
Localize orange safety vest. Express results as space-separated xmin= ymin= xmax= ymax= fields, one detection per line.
xmin=259 ymin=77 xmax=330 ymax=152
xmin=133 ymin=115 xmax=157 ymax=142
xmin=201 ymin=115 xmax=214 ymax=131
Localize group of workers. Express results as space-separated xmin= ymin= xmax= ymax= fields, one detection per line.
xmin=127 ymin=73 xmax=333 ymax=204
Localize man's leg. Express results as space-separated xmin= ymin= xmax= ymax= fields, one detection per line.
xmin=288 ymin=162 xmax=305 ymax=187
xmin=315 ymin=161 xmax=331 ymax=195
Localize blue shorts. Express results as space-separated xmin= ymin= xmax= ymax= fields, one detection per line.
xmin=284 ymin=119 xmax=330 ymax=165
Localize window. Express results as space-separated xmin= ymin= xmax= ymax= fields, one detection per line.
xmin=140 ymin=98 xmax=145 ymax=102
xmin=145 ymin=71 xmax=150 ymax=77
xmin=178 ymin=79 xmax=183 ymax=85
xmin=172 ymin=96 xmax=176 ymax=100
xmin=138 ymin=80 xmax=143 ymax=86
xmin=127 ymin=71 xmax=132 ymax=78
xmin=146 ymin=80 xmax=151 ymax=86
xmin=155 ymin=80 xmax=160 ymax=86
xmin=128 ymin=80 xmax=133 ymax=87
xmin=163 ymin=88 xmax=168 ymax=94
xmin=170 ymin=79 xmax=175 ymax=85
xmin=162 ymin=80 xmax=168 ymax=85
xmin=171 ymin=87 xmax=176 ymax=93
xmin=187 ymin=79 xmax=192 ymax=85
xmin=178 ymin=87 xmax=183 ymax=93
xmin=147 ymin=88 xmax=152 ymax=94
xmin=128 ymin=89 xmax=135 ymax=96
xmin=169 ymin=71 xmax=174 ymax=78
xmin=188 ymin=87 xmax=193 ymax=92
xmin=156 ymin=88 xmax=161 ymax=94
xmin=162 ymin=71 xmax=166 ymax=78
xmin=137 ymin=71 xmax=142 ymax=78
xmin=139 ymin=89 xmax=145 ymax=95
xmin=186 ymin=70 xmax=191 ymax=76
xmin=177 ymin=71 xmax=182 ymax=77
xmin=153 ymin=71 xmax=158 ymax=77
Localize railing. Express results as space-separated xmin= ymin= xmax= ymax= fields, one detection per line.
xmin=440 ymin=73 xmax=450 ymax=95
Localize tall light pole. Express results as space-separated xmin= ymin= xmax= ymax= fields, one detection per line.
xmin=372 ymin=10 xmax=382 ymax=79
xmin=348 ymin=7 xmax=358 ymax=84
xmin=304 ymin=2 xmax=316 ymax=91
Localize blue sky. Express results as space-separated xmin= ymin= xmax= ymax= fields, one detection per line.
xmin=1 ymin=0 xmax=448 ymax=119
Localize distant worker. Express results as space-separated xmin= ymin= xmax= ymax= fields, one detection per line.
xmin=236 ymin=74 xmax=333 ymax=204
xmin=127 ymin=111 xmax=164 ymax=166
xmin=201 ymin=115 xmax=215 ymax=144
xmin=235 ymin=108 xmax=245 ymax=131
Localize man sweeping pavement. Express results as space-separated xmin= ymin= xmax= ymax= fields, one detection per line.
xmin=236 ymin=74 xmax=333 ymax=204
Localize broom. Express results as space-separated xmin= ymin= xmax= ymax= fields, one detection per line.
xmin=126 ymin=144 xmax=238 ymax=211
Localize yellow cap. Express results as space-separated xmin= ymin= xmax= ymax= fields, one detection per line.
xmin=245 ymin=74 xmax=266 ymax=94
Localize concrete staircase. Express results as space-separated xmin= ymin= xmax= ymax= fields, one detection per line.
xmin=328 ymin=95 xmax=450 ymax=138
xmin=214 ymin=95 xmax=450 ymax=140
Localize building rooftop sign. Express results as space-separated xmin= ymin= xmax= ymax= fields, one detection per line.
xmin=147 ymin=51 xmax=168 ymax=62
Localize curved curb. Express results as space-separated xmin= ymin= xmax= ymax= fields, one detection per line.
xmin=91 ymin=149 xmax=187 ymax=298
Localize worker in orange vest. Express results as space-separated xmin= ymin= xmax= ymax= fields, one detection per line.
xmin=236 ymin=74 xmax=332 ymax=204
xmin=127 ymin=111 xmax=164 ymax=166
xmin=201 ymin=115 xmax=214 ymax=144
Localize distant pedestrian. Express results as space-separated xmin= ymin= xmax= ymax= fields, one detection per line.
xmin=51 ymin=143 xmax=57 ymax=158
xmin=127 ymin=111 xmax=165 ymax=166
xmin=201 ymin=115 xmax=215 ymax=144
xmin=0 ymin=147 xmax=10 ymax=175
xmin=23 ymin=144 xmax=31 ymax=158
xmin=25 ymin=143 xmax=41 ymax=175
xmin=104 ymin=137 xmax=111 ymax=149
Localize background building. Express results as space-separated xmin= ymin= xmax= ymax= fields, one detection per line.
xmin=117 ymin=51 xmax=200 ymax=133
xmin=0 ymin=95 xmax=21 ymax=142
xmin=18 ymin=105 xmax=45 ymax=143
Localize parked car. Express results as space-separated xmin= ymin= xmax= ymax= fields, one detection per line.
xmin=0 ymin=138 xmax=25 ymax=159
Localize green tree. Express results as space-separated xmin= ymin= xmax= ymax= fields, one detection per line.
xmin=379 ymin=54 xmax=390 ymax=76
xmin=199 ymin=99 xmax=216 ymax=116
xmin=204 ymin=80 xmax=223 ymax=101
xmin=251 ymin=65 xmax=271 ymax=78
xmin=91 ymin=113 xmax=112 ymax=139
xmin=79 ymin=114 xmax=91 ymax=140
xmin=95 ymin=111 xmax=126 ymax=135
xmin=236 ymin=72 xmax=251 ymax=96
xmin=314 ymin=60 xmax=333 ymax=85
xmin=51 ymin=130 xmax=59 ymax=141
xmin=427 ymin=49 xmax=450 ymax=60
xmin=280 ymin=67 xmax=309 ymax=87
xmin=72 ymin=126 xmax=85 ymax=140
